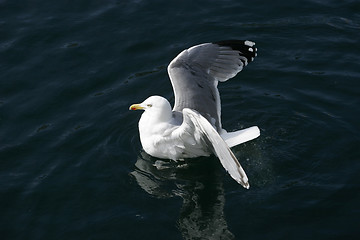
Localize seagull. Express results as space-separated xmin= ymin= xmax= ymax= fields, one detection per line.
xmin=129 ymin=40 xmax=260 ymax=189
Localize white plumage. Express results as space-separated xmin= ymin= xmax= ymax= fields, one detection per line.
xmin=130 ymin=40 xmax=260 ymax=189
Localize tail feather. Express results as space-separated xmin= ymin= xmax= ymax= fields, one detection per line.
xmin=221 ymin=126 xmax=260 ymax=148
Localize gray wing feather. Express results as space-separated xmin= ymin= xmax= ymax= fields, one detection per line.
xmin=168 ymin=40 xmax=256 ymax=131
xmin=181 ymin=108 xmax=250 ymax=189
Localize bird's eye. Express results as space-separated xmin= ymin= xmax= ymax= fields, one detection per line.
xmin=147 ymin=104 xmax=152 ymax=107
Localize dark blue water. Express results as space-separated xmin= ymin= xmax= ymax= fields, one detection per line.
xmin=1 ymin=0 xmax=360 ymax=239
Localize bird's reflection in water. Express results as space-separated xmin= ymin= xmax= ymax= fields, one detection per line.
xmin=130 ymin=151 xmax=235 ymax=240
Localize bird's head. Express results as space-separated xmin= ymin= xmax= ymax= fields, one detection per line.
xmin=129 ymin=96 xmax=172 ymax=121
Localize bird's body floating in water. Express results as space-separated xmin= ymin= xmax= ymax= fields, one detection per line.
xmin=130 ymin=40 xmax=260 ymax=189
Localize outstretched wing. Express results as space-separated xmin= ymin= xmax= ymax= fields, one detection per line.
xmin=178 ymin=108 xmax=250 ymax=189
xmin=167 ymin=40 xmax=257 ymax=131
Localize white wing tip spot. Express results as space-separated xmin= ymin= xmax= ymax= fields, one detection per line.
xmin=245 ymin=40 xmax=255 ymax=47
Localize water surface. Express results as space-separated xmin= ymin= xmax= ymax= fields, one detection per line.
xmin=1 ymin=0 xmax=359 ymax=239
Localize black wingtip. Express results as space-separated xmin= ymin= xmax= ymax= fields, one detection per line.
xmin=214 ymin=40 xmax=257 ymax=64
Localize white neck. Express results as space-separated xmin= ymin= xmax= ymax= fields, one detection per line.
xmin=138 ymin=102 xmax=172 ymax=138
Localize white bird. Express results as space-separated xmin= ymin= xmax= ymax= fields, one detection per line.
xmin=129 ymin=40 xmax=260 ymax=189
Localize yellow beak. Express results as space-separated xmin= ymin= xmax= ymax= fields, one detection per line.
xmin=129 ymin=104 xmax=144 ymax=111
